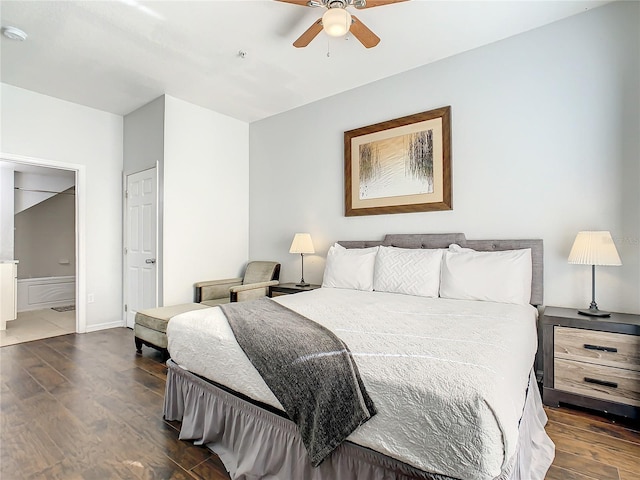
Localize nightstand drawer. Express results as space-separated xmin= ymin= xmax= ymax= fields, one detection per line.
xmin=554 ymin=358 xmax=640 ymax=407
xmin=554 ymin=327 xmax=640 ymax=371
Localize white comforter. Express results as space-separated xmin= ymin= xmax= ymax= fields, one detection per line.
xmin=167 ymin=288 xmax=538 ymax=480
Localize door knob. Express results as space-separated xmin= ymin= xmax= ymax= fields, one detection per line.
xmin=145 ymin=258 xmax=156 ymax=264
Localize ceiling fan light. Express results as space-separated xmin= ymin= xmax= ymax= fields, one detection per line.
xmin=322 ymin=8 xmax=352 ymax=37
xmin=2 ymin=26 xmax=28 ymax=41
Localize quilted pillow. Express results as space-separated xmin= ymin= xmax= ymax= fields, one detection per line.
xmin=373 ymin=246 xmax=444 ymax=297
xmin=440 ymin=248 xmax=532 ymax=305
xmin=322 ymin=245 xmax=378 ymax=291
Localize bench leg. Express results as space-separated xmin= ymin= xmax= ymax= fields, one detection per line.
xmin=135 ymin=336 xmax=143 ymax=354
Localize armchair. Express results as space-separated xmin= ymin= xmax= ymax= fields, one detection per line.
xmin=195 ymin=261 xmax=281 ymax=306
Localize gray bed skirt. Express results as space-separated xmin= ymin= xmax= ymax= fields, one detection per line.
xmin=163 ymin=360 xmax=554 ymax=480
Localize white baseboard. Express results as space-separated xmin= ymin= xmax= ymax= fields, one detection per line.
xmin=84 ymin=320 xmax=126 ymax=333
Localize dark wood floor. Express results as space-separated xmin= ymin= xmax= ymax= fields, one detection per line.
xmin=0 ymin=328 xmax=638 ymax=479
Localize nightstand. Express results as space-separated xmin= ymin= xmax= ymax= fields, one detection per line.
xmin=269 ymin=283 xmax=321 ymax=297
xmin=542 ymin=306 xmax=640 ymax=419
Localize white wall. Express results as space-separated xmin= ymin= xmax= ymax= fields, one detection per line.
xmin=1 ymin=84 xmax=124 ymax=329
xmin=162 ymin=96 xmax=249 ymax=305
xmin=249 ymin=2 xmax=640 ymax=314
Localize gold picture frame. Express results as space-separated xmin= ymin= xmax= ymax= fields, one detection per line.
xmin=344 ymin=106 xmax=452 ymax=216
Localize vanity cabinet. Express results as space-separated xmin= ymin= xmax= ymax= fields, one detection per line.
xmin=0 ymin=261 xmax=18 ymax=329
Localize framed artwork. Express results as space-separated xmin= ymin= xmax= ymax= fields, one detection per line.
xmin=344 ymin=106 xmax=452 ymax=216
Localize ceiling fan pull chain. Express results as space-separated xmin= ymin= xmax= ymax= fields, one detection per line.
xmin=327 ymin=39 xmax=331 ymax=58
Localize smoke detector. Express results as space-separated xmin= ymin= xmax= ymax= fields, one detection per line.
xmin=2 ymin=26 xmax=28 ymax=41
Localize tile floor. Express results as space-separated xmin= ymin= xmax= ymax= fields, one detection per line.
xmin=0 ymin=307 xmax=76 ymax=347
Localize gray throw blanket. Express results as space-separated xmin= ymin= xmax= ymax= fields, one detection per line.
xmin=219 ymin=297 xmax=376 ymax=467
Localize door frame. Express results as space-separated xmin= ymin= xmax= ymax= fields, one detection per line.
xmin=123 ymin=166 xmax=159 ymax=327
xmin=0 ymin=152 xmax=86 ymax=333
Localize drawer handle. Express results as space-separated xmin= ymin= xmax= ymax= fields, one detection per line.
xmin=584 ymin=377 xmax=618 ymax=389
xmin=583 ymin=344 xmax=617 ymax=353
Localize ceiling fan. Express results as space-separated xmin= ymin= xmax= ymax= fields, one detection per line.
xmin=277 ymin=0 xmax=408 ymax=49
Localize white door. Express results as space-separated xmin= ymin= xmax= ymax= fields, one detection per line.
xmin=124 ymin=168 xmax=157 ymax=328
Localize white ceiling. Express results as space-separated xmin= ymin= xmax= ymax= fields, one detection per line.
xmin=1 ymin=0 xmax=611 ymax=123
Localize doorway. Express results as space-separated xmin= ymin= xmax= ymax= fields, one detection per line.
xmin=0 ymin=153 xmax=86 ymax=339
xmin=123 ymin=167 xmax=158 ymax=328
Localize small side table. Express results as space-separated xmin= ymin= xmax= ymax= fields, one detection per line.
xmin=269 ymin=283 xmax=321 ymax=297
xmin=542 ymin=306 xmax=640 ymax=420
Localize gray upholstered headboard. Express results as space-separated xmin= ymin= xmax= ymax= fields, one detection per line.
xmin=338 ymin=233 xmax=543 ymax=306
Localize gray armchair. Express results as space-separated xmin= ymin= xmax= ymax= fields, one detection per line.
xmin=195 ymin=261 xmax=281 ymax=306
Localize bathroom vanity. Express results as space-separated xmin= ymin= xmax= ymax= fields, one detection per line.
xmin=1 ymin=260 xmax=18 ymax=330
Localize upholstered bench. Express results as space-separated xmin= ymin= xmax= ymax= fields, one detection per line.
xmin=134 ymin=303 xmax=212 ymax=359
xmin=135 ymin=261 xmax=281 ymax=358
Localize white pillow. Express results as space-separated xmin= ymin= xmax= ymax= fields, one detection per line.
xmin=440 ymin=248 xmax=532 ymax=305
xmin=448 ymin=243 xmax=474 ymax=253
xmin=322 ymin=245 xmax=378 ymax=291
xmin=373 ymin=246 xmax=443 ymax=297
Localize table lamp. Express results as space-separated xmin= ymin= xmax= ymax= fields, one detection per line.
xmin=289 ymin=233 xmax=315 ymax=287
xmin=568 ymin=231 xmax=621 ymax=317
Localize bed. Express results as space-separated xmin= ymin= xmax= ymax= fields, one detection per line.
xmin=163 ymin=233 xmax=555 ymax=480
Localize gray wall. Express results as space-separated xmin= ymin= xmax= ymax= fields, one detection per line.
xmin=249 ymin=1 xmax=640 ymax=314
xmin=123 ymin=95 xmax=165 ymax=176
xmin=14 ymin=189 xmax=76 ymax=279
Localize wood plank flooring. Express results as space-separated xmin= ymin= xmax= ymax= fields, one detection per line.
xmin=1 ymin=327 xmax=638 ymax=479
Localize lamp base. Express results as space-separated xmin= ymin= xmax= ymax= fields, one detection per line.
xmin=578 ymin=308 xmax=611 ymax=318
xmin=296 ymin=281 xmax=310 ymax=287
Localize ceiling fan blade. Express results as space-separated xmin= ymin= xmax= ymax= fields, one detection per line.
xmin=350 ymin=16 xmax=380 ymax=48
xmin=276 ymin=0 xmax=322 ymax=7
xmin=357 ymin=0 xmax=409 ymax=9
xmin=275 ymin=0 xmax=313 ymax=6
xmin=293 ymin=19 xmax=324 ymax=47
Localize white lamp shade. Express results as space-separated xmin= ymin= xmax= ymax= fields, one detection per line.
xmin=568 ymin=231 xmax=622 ymax=266
xmin=322 ymin=8 xmax=352 ymax=37
xmin=289 ymin=233 xmax=315 ymax=254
